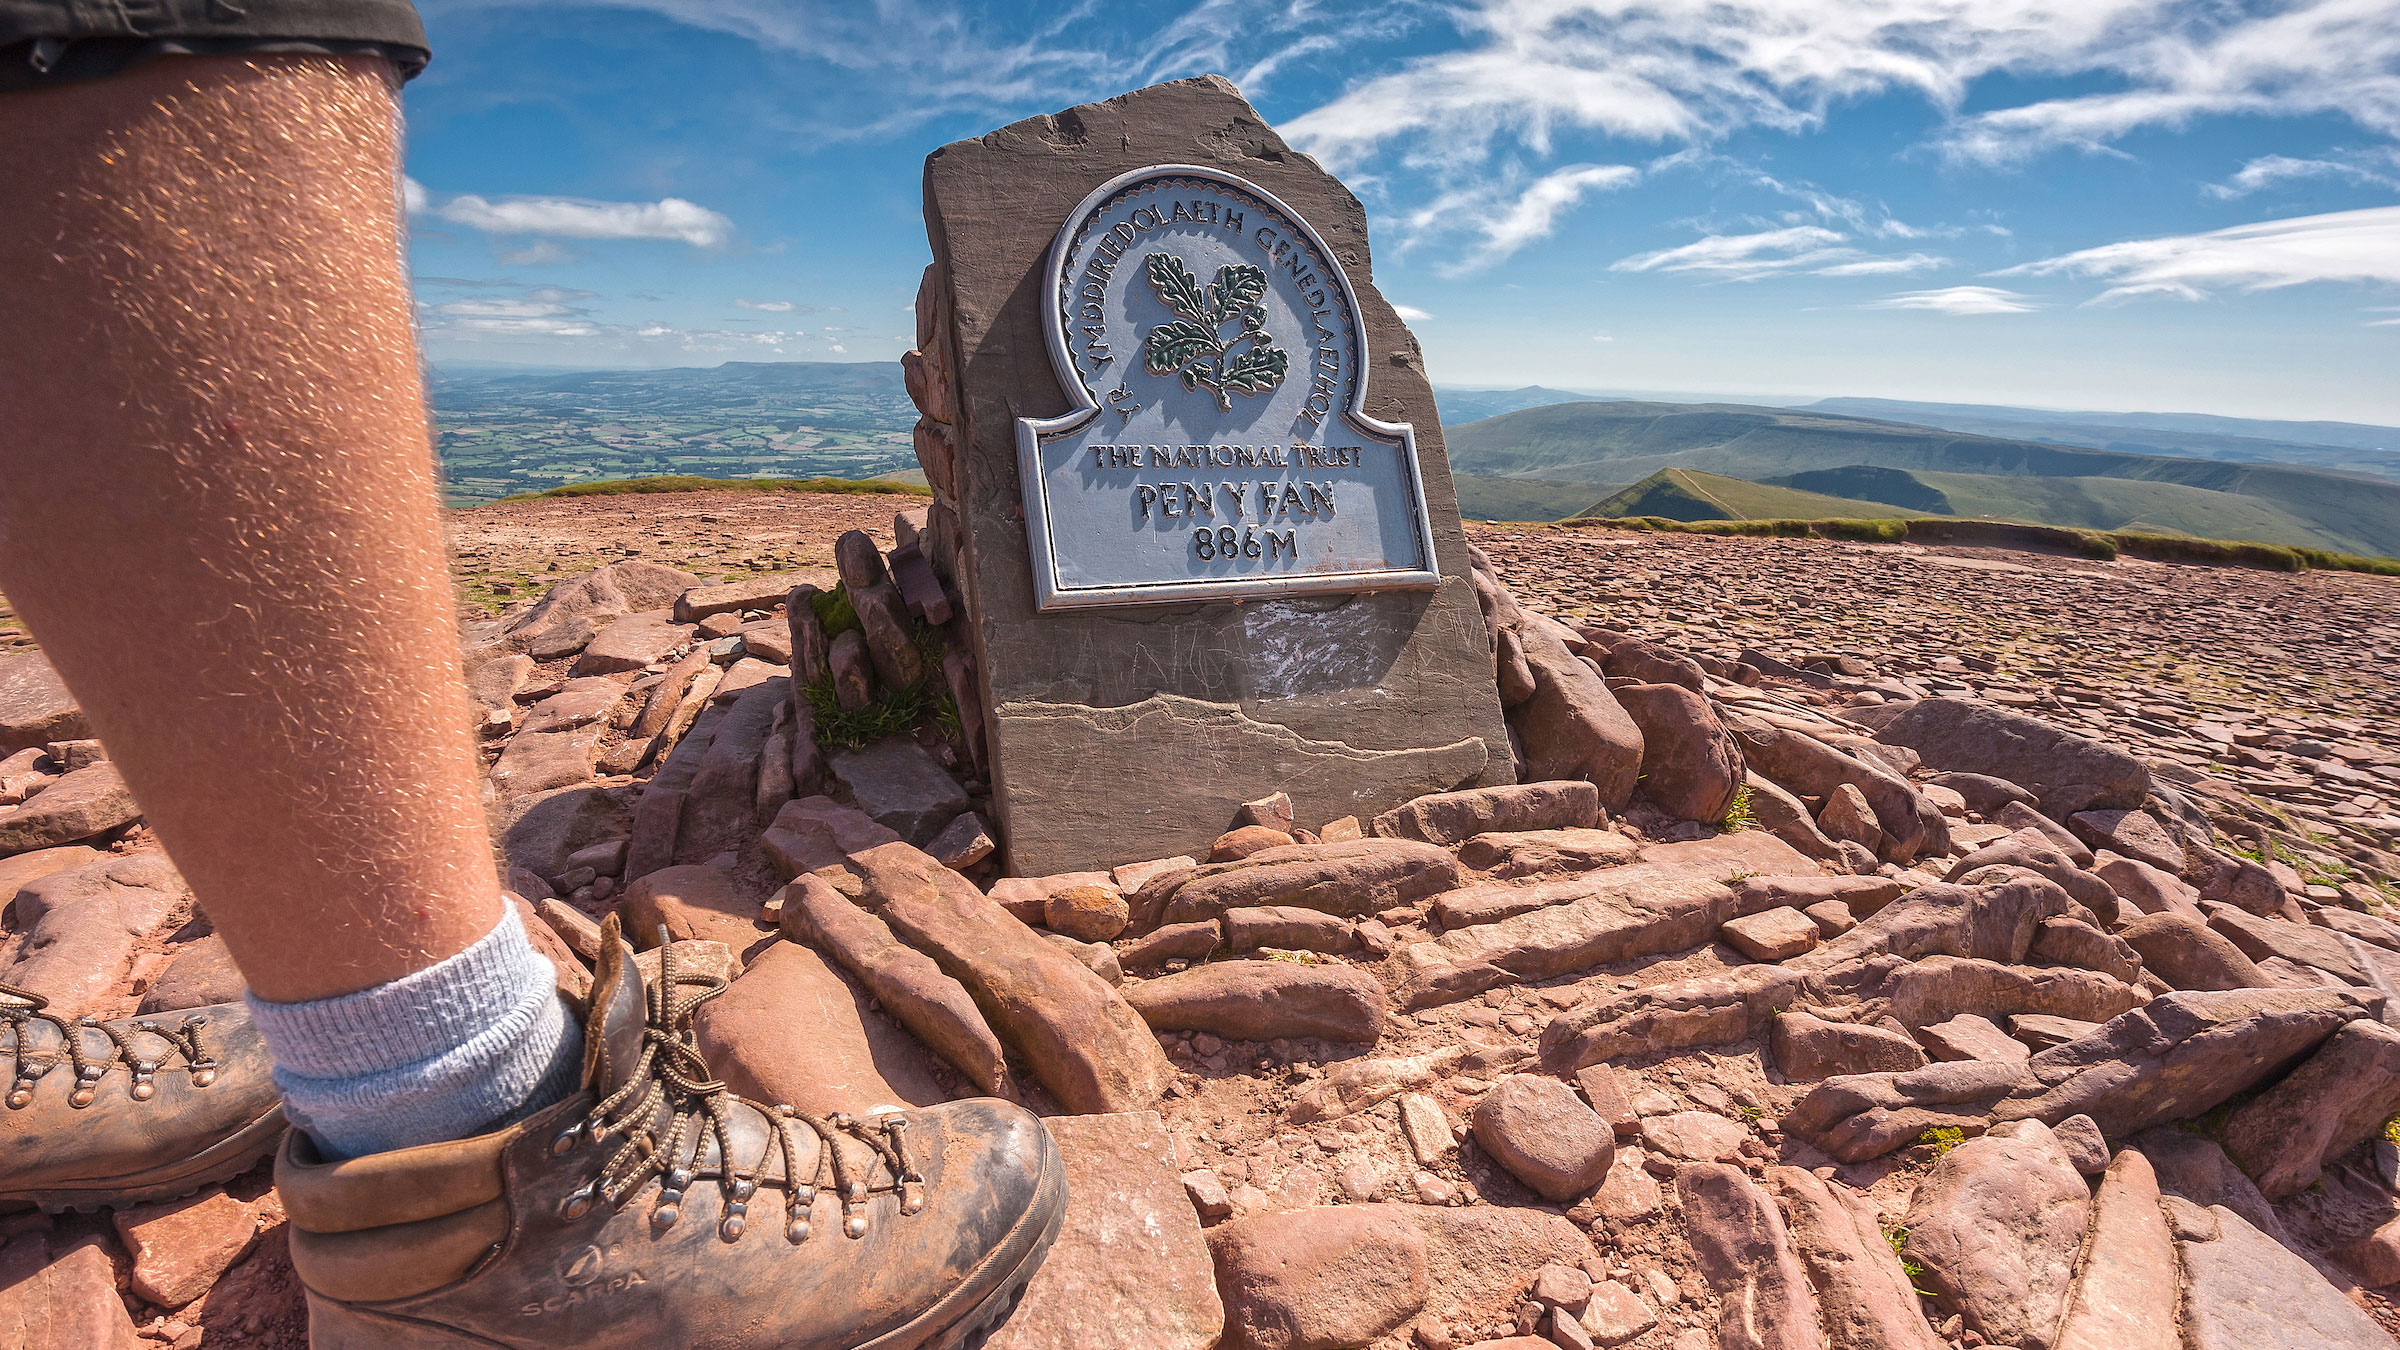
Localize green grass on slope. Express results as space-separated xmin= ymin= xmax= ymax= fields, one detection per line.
xmin=1453 ymin=473 xmax=1621 ymax=522
xmin=1582 ymin=468 xmax=1915 ymax=523
xmin=1444 ymin=400 xmax=2400 ymax=557
xmin=1907 ymin=471 xmax=2343 ymax=550
xmin=494 ymin=475 xmax=933 ymax=503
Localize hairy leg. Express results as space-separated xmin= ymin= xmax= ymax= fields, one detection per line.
xmin=0 ymin=55 xmax=500 ymax=1003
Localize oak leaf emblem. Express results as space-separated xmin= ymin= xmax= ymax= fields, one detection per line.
xmin=1141 ymin=254 xmax=1288 ymax=410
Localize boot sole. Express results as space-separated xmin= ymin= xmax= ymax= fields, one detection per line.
xmin=303 ymin=1115 xmax=1071 ymax=1349
xmin=0 ymin=1106 xmax=286 ymax=1213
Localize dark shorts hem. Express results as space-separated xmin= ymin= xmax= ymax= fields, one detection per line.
xmin=0 ymin=0 xmax=427 ymax=93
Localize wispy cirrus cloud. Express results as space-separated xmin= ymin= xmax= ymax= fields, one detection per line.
xmin=1997 ymin=205 xmax=2400 ymax=302
xmin=405 ymin=177 xmax=734 ymax=248
xmin=2203 ymin=151 xmax=2400 ymax=199
xmin=1865 ymin=285 xmax=2040 ymax=314
xmin=735 ymin=298 xmax=809 ymax=312
xmin=1409 ymin=163 xmax=1642 ymax=273
xmin=1285 ymin=1 xmax=2400 ymax=173
xmin=1611 ymin=226 xmax=1945 ymax=281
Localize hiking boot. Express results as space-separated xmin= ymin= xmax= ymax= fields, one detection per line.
xmin=279 ymin=919 xmax=1067 ymax=1349
xmin=0 ymin=982 xmax=285 ymax=1211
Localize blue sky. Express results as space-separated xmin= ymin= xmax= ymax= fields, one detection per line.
xmin=400 ymin=1 xmax=2400 ymax=424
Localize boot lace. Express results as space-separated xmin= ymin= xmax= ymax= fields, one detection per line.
xmin=1 ymin=982 xmax=219 ymax=1110
xmin=554 ymin=938 xmax=926 ymax=1245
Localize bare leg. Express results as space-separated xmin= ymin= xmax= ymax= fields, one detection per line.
xmin=0 ymin=55 xmax=499 ymax=1003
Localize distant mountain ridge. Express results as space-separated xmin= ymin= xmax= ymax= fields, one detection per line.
xmin=1805 ymin=397 xmax=2399 ymax=454
xmin=1446 ymin=400 xmax=2400 ymax=557
xmin=1804 ymin=397 xmax=2400 ymax=483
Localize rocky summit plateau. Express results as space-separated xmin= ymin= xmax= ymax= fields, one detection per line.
xmin=4 ymin=487 xmax=2400 ymax=1350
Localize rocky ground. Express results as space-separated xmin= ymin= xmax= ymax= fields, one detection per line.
xmin=5 ymin=491 xmax=2400 ymax=1350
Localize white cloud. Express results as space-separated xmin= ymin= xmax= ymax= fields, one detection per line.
xmin=1615 ymin=226 xmax=1847 ymax=277
xmin=1610 ymin=226 xmax=1943 ymax=281
xmin=1392 ymin=304 xmax=1433 ymax=320
xmin=2204 ymin=152 xmax=2400 ymax=198
xmin=442 ymin=193 xmax=732 ymax=247
xmin=407 ymin=177 xmax=734 ymax=248
xmin=1943 ymin=2 xmax=2400 ymax=163
xmin=1413 ymin=163 xmax=1641 ymax=273
xmin=736 ymin=298 xmax=800 ymax=312
xmin=1279 ymin=1 xmax=2400 ymax=175
xmin=1591 ymin=333 xmax=1615 ymax=341
xmin=1999 ymin=205 xmax=2400 ymax=302
xmin=1864 ymin=285 xmax=2040 ymax=314
xmin=1810 ymin=254 xmax=1949 ymax=276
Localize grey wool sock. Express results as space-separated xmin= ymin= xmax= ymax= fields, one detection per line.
xmin=247 ymin=905 xmax=584 ymax=1159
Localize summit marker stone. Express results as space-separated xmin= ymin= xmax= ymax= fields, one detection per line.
xmin=917 ymin=76 xmax=1510 ymax=875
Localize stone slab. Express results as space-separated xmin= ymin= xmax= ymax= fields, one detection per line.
xmin=921 ymin=76 xmax=1511 ymax=876
xmin=2181 ymin=1204 xmax=2396 ymax=1349
xmin=0 ymin=652 xmax=86 ymax=757
xmin=985 ymin=1111 xmax=1223 ymax=1350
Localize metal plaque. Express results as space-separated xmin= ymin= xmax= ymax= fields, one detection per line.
xmin=1017 ymin=165 xmax=1441 ymax=611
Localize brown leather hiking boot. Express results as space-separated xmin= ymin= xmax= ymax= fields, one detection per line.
xmin=0 ymin=982 xmax=286 ymax=1212
xmin=278 ymin=920 xmax=1067 ymax=1349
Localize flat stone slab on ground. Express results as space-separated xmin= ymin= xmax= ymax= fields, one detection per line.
xmin=573 ymin=611 xmax=693 ymax=676
xmin=2181 ymin=1203 xmax=2397 ymax=1349
xmin=831 ymin=738 xmax=969 ymax=845
xmin=1720 ymin=906 xmax=1820 ymax=961
xmin=0 ymin=761 xmax=138 ymax=855
xmin=986 ymin=1111 xmax=1223 ymax=1350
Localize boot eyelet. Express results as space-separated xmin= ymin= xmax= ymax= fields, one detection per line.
xmin=719 ymin=1201 xmax=747 ymax=1241
xmin=729 ymin=1177 xmax=756 ymax=1202
xmin=190 ymin=1069 xmax=216 ymax=1088
xmin=560 ymin=1184 xmax=596 ymax=1221
xmin=5 ymin=1086 xmax=30 ymax=1110
xmin=130 ymin=1076 xmax=156 ymax=1102
xmin=652 ymin=1198 xmax=681 ymax=1229
xmin=551 ymin=1123 xmax=584 ymax=1156
xmin=787 ymin=1215 xmax=811 ymax=1243
xmin=843 ymin=1213 xmax=869 ymax=1239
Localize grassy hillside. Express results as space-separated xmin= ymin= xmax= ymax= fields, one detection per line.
xmin=1583 ymin=469 xmax=1914 ymax=523
xmin=1453 ymin=473 xmax=1620 ymax=522
xmin=1445 ymin=401 xmax=2400 ymax=557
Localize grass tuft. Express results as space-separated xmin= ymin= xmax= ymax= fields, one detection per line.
xmin=1721 ymin=785 xmax=1757 ymax=832
xmin=795 ymin=593 xmax=955 ymax=753
xmin=802 ymin=676 xmax=933 ymax=752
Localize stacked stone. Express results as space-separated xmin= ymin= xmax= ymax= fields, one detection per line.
xmin=893 ymin=293 xmax=992 ymax=781
xmin=902 ymin=264 xmax=969 ymax=588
